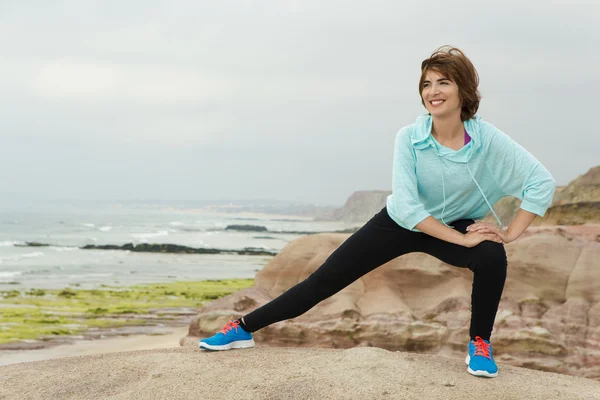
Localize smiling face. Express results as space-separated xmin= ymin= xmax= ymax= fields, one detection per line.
xmin=421 ymin=70 xmax=462 ymax=120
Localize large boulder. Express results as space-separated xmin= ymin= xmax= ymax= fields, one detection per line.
xmin=187 ymin=225 xmax=600 ymax=380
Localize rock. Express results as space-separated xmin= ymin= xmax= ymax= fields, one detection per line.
xmin=553 ymin=166 xmax=600 ymax=205
xmin=485 ymin=165 xmax=600 ymax=226
xmin=225 ymin=225 xmax=268 ymax=232
xmin=533 ymin=202 xmax=600 ymax=226
xmin=187 ymin=225 xmax=600 ymax=380
xmin=317 ymin=191 xmax=391 ymax=223
xmin=80 ymin=243 xmax=276 ymax=256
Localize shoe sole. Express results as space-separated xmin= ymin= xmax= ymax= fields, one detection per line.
xmin=199 ymin=339 xmax=255 ymax=351
xmin=465 ymin=355 xmax=498 ymax=378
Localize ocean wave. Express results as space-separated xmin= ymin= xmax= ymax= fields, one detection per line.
xmin=21 ymin=252 xmax=45 ymax=259
xmin=0 ymin=241 xmax=25 ymax=247
xmin=131 ymin=230 xmax=170 ymax=240
xmin=23 ymin=269 xmax=51 ymax=275
xmin=82 ymin=223 xmax=95 ymax=228
xmin=0 ymin=252 xmax=45 ymax=264
xmin=50 ymin=246 xmax=79 ymax=252
xmin=0 ymin=271 xmax=22 ymax=278
xmin=98 ymin=226 xmax=112 ymax=232
xmin=169 ymin=221 xmax=183 ymax=226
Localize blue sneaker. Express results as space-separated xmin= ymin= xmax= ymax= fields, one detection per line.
xmin=465 ymin=336 xmax=498 ymax=378
xmin=199 ymin=319 xmax=255 ymax=351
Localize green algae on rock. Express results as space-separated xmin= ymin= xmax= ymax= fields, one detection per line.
xmin=0 ymin=279 xmax=253 ymax=345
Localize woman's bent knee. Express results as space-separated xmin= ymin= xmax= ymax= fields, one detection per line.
xmin=469 ymin=241 xmax=507 ymax=275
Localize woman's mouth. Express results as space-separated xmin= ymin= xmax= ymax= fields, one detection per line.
xmin=430 ymin=100 xmax=445 ymax=107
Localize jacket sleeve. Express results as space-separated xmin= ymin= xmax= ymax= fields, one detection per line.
xmin=391 ymin=127 xmax=431 ymax=229
xmin=482 ymin=123 xmax=557 ymax=217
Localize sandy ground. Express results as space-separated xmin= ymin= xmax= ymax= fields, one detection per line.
xmin=1 ymin=345 xmax=599 ymax=400
xmin=0 ymin=327 xmax=188 ymax=367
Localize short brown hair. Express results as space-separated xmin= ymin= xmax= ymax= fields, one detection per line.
xmin=419 ymin=46 xmax=480 ymax=121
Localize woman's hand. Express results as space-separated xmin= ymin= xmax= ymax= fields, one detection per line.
xmin=461 ymin=230 xmax=503 ymax=248
xmin=466 ymin=222 xmax=515 ymax=244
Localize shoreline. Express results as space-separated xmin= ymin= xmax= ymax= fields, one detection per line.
xmin=0 ymin=326 xmax=189 ymax=366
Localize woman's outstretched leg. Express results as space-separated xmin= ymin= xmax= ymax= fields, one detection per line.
xmin=199 ymin=207 xmax=426 ymax=350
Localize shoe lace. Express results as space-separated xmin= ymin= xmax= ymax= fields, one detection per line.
xmin=473 ymin=336 xmax=491 ymax=359
xmin=219 ymin=319 xmax=240 ymax=335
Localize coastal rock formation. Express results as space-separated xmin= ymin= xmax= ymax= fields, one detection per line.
xmin=553 ymin=166 xmax=600 ymax=205
xmin=16 ymin=242 xmax=277 ymax=256
xmin=533 ymin=202 xmax=600 ymax=226
xmin=188 ymin=225 xmax=600 ymax=380
xmin=486 ymin=165 xmax=600 ymax=226
xmin=225 ymin=225 xmax=268 ymax=232
xmin=317 ymin=190 xmax=391 ymax=222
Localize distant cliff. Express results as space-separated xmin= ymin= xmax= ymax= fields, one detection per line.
xmin=552 ymin=166 xmax=600 ymax=205
xmin=316 ymin=190 xmax=391 ymax=222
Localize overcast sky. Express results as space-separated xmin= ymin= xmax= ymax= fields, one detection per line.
xmin=1 ymin=0 xmax=598 ymax=207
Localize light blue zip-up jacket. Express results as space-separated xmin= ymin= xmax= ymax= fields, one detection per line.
xmin=386 ymin=113 xmax=557 ymax=231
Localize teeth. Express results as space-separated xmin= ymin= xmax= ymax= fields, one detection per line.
xmin=431 ymin=100 xmax=444 ymax=105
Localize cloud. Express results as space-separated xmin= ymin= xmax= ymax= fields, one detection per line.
xmin=0 ymin=0 xmax=598 ymax=205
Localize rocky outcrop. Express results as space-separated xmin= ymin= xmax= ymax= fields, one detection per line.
xmin=188 ymin=226 xmax=600 ymax=380
xmin=553 ymin=166 xmax=600 ymax=205
xmin=317 ymin=190 xmax=391 ymax=222
xmin=532 ymin=202 xmax=600 ymax=226
xmin=484 ymin=166 xmax=600 ymax=226
xmin=80 ymin=243 xmax=276 ymax=256
xmin=225 ymin=225 xmax=267 ymax=232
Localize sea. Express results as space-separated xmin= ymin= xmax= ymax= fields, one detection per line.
xmin=0 ymin=204 xmax=358 ymax=291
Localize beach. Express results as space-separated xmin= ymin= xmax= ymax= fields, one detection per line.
xmin=0 ymin=326 xmax=187 ymax=366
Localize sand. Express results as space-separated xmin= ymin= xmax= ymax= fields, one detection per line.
xmin=1 ymin=345 xmax=599 ymax=400
xmin=0 ymin=327 xmax=187 ymax=367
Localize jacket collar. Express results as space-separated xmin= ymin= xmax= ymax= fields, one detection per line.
xmin=410 ymin=113 xmax=482 ymax=163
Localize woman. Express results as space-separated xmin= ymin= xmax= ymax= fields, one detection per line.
xmin=198 ymin=46 xmax=556 ymax=378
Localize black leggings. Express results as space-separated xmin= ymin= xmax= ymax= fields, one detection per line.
xmin=243 ymin=207 xmax=507 ymax=341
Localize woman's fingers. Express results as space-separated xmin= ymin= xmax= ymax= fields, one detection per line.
xmin=472 ymin=226 xmax=496 ymax=234
xmin=475 ymin=227 xmax=508 ymax=243
xmin=484 ymin=233 xmax=503 ymax=243
xmin=467 ymin=222 xmax=497 ymax=233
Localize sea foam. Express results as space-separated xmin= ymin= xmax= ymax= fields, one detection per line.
xmin=0 ymin=241 xmax=25 ymax=247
